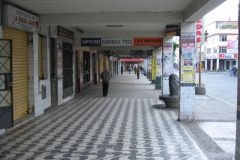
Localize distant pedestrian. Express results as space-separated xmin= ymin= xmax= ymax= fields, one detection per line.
xmin=129 ymin=68 xmax=131 ymax=74
xmin=121 ymin=66 xmax=123 ymax=75
xmin=137 ymin=66 xmax=140 ymax=79
xmin=100 ymin=67 xmax=110 ymax=97
xmin=230 ymin=65 xmax=237 ymax=77
xmin=134 ymin=66 xmax=137 ymax=74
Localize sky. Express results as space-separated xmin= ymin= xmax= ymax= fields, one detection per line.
xmin=204 ymin=0 xmax=239 ymax=25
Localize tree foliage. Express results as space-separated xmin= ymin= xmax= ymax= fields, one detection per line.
xmin=173 ymin=42 xmax=179 ymax=57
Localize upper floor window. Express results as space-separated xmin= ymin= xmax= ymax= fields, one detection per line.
xmin=219 ymin=35 xmax=227 ymax=42
xmin=219 ymin=47 xmax=227 ymax=53
xmin=213 ymin=47 xmax=217 ymax=53
xmin=207 ymin=48 xmax=211 ymax=54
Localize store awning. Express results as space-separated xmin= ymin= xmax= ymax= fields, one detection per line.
xmin=120 ymin=58 xmax=144 ymax=62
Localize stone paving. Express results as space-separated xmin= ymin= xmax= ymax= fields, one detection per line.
xmin=0 ymin=71 xmax=237 ymax=160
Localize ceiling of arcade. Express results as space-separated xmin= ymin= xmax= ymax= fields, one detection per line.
xmin=3 ymin=0 xmax=226 ymax=54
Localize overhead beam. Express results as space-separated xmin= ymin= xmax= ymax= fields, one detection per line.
xmin=40 ymin=12 xmax=183 ymax=25
xmin=184 ymin=0 xmax=226 ymax=22
xmin=74 ymin=31 xmax=166 ymax=38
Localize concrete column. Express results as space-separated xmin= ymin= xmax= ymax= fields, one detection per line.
xmin=151 ymin=52 xmax=156 ymax=84
xmin=162 ymin=37 xmax=173 ymax=94
xmin=235 ymin=2 xmax=240 ymax=159
xmin=179 ymin=22 xmax=195 ymax=121
xmin=155 ymin=47 xmax=162 ymax=90
xmin=210 ymin=59 xmax=213 ymax=71
xmin=216 ymin=59 xmax=219 ymax=70
xmin=224 ymin=60 xmax=226 ymax=70
xmin=205 ymin=60 xmax=207 ymax=71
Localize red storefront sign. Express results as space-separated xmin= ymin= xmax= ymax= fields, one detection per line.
xmin=219 ymin=54 xmax=238 ymax=59
xmin=120 ymin=58 xmax=144 ymax=62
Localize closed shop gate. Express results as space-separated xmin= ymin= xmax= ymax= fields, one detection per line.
xmin=2 ymin=27 xmax=28 ymax=121
xmin=83 ymin=52 xmax=90 ymax=90
xmin=62 ymin=42 xmax=73 ymax=98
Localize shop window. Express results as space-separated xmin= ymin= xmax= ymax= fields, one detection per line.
xmin=207 ymin=48 xmax=211 ymax=54
xmin=213 ymin=47 xmax=217 ymax=53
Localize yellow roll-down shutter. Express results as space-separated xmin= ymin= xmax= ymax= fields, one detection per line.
xmin=3 ymin=27 xmax=28 ymax=121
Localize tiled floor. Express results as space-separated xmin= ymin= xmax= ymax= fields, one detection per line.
xmin=197 ymin=122 xmax=236 ymax=155
xmin=0 ymin=97 xmax=207 ymax=159
xmin=0 ymin=72 xmax=231 ymax=160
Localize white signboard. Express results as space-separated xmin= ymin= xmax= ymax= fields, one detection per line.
xmin=3 ymin=5 xmax=40 ymax=33
xmin=101 ymin=38 xmax=133 ymax=46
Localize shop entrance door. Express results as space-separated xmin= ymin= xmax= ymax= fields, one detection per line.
xmin=50 ymin=38 xmax=58 ymax=108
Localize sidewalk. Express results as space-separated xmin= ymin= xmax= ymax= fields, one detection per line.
xmin=0 ymin=71 xmax=236 ymax=160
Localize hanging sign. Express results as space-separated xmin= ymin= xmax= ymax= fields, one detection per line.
xmin=3 ymin=5 xmax=40 ymax=33
xmin=195 ymin=18 xmax=204 ymax=45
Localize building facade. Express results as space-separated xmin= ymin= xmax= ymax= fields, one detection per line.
xmin=204 ymin=19 xmax=238 ymax=71
xmin=0 ymin=4 xmax=116 ymax=135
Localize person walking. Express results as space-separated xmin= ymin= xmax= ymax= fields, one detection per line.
xmin=137 ymin=66 xmax=140 ymax=79
xmin=100 ymin=67 xmax=110 ymax=97
xmin=134 ymin=66 xmax=137 ymax=74
xmin=121 ymin=66 xmax=123 ymax=75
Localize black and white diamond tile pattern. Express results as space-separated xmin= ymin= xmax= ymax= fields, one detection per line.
xmin=0 ymin=98 xmax=207 ymax=160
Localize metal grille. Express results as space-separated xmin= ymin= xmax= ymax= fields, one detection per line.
xmin=0 ymin=39 xmax=13 ymax=129
xmin=62 ymin=42 xmax=73 ymax=98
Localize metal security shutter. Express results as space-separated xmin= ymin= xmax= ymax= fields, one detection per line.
xmin=38 ymin=35 xmax=43 ymax=80
xmin=3 ymin=27 xmax=28 ymax=121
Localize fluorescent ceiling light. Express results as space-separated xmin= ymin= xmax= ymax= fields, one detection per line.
xmin=106 ymin=25 xmax=124 ymax=27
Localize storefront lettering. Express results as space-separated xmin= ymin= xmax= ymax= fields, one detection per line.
xmin=121 ymin=39 xmax=132 ymax=44
xmin=18 ymin=16 xmax=27 ymax=24
xmin=195 ymin=18 xmax=204 ymax=44
xmin=102 ymin=40 xmax=121 ymax=44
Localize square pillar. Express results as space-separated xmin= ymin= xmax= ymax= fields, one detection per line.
xmin=155 ymin=47 xmax=162 ymax=90
xmin=179 ymin=22 xmax=196 ymax=121
xmin=162 ymin=37 xmax=173 ymax=95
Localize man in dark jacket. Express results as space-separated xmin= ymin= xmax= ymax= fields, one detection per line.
xmin=100 ymin=67 xmax=110 ymax=97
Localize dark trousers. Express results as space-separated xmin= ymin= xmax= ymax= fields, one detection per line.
xmin=137 ymin=73 xmax=139 ymax=79
xmin=102 ymin=82 xmax=109 ymax=96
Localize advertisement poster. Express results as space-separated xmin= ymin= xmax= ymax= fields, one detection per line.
xmin=152 ymin=54 xmax=156 ymax=80
xmin=156 ymin=48 xmax=162 ymax=77
xmin=156 ymin=57 xmax=161 ymax=76
xmin=181 ymin=32 xmax=195 ymax=82
xmin=163 ymin=43 xmax=173 ymax=80
xmin=147 ymin=56 xmax=152 ymax=75
xmin=57 ymin=43 xmax=63 ymax=76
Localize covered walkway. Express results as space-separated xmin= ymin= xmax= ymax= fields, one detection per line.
xmin=0 ymin=71 xmax=234 ymax=159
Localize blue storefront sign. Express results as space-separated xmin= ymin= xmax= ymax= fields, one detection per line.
xmin=81 ymin=38 xmax=101 ymax=46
